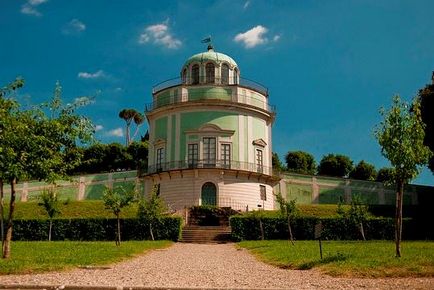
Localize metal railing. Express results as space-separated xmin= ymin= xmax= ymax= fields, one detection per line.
xmin=146 ymin=159 xmax=274 ymax=176
xmin=145 ymin=92 xmax=276 ymax=113
xmin=152 ymin=76 xmax=269 ymax=96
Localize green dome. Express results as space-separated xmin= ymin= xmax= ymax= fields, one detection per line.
xmin=183 ymin=48 xmax=238 ymax=68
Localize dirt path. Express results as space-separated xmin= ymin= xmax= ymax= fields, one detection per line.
xmin=0 ymin=243 xmax=432 ymax=289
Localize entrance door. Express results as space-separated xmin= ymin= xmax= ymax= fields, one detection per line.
xmin=201 ymin=182 xmax=217 ymax=206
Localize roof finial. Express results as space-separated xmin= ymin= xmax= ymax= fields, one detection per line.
xmin=201 ymin=36 xmax=213 ymax=51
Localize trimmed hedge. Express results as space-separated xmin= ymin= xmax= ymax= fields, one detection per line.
xmin=10 ymin=217 xmax=182 ymax=241
xmin=230 ymin=216 xmax=433 ymax=241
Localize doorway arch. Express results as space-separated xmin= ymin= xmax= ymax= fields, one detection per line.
xmin=201 ymin=182 xmax=217 ymax=206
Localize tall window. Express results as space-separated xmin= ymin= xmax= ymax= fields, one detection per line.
xmin=233 ymin=68 xmax=239 ymax=84
xmin=221 ymin=64 xmax=229 ymax=84
xmin=256 ymin=149 xmax=263 ymax=173
xmin=156 ymin=148 xmax=165 ymax=171
xmin=192 ymin=64 xmax=199 ymax=84
xmin=221 ymin=144 xmax=231 ymax=168
xmin=203 ymin=137 xmax=216 ymax=167
xmin=206 ymin=63 xmax=215 ymax=83
xmin=188 ymin=143 xmax=199 ymax=168
xmin=260 ymin=185 xmax=266 ymax=201
xmin=182 ymin=68 xmax=187 ymax=84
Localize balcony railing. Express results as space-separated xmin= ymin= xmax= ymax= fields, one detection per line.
xmin=152 ymin=76 xmax=269 ymax=96
xmin=146 ymin=159 xmax=274 ymax=176
xmin=145 ymin=92 xmax=276 ymax=114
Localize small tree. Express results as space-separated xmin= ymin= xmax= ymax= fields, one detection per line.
xmin=285 ymin=151 xmax=316 ymax=175
xmin=347 ymin=196 xmax=369 ymax=240
xmin=249 ymin=209 xmax=266 ymax=240
xmin=349 ymin=160 xmax=377 ymax=181
xmin=275 ymin=193 xmax=298 ymax=245
xmin=137 ymin=186 xmax=168 ymax=240
xmin=318 ymin=154 xmax=353 ymax=177
xmin=103 ymin=186 xmax=136 ymax=245
xmin=375 ymin=95 xmax=432 ymax=257
xmin=38 ymin=189 xmax=61 ymax=241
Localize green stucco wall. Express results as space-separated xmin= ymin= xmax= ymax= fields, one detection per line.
xmin=171 ymin=115 xmax=176 ymax=162
xmin=155 ymin=116 xmax=168 ymax=141
xmin=180 ymin=111 xmax=239 ymax=161
xmin=252 ymin=117 xmax=266 ymax=141
xmin=188 ymin=87 xmax=232 ymax=101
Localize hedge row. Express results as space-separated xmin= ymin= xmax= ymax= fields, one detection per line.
xmin=10 ymin=217 xmax=182 ymax=241
xmin=230 ymin=216 xmax=433 ymax=241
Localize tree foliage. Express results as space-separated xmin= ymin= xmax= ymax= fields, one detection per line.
xmin=38 ymin=189 xmax=61 ymax=241
xmin=337 ymin=195 xmax=369 ymax=240
xmin=119 ymin=108 xmax=144 ymax=146
xmin=317 ymin=154 xmax=353 ymax=177
xmin=137 ymin=186 xmax=168 ymax=241
xmin=418 ymin=81 xmax=434 ymax=172
xmin=272 ymin=152 xmax=285 ymax=172
xmin=376 ymin=167 xmax=395 ymax=184
xmin=285 ymin=151 xmax=316 ymax=175
xmin=102 ymin=186 xmax=136 ymax=246
xmin=349 ymin=160 xmax=377 ymax=181
xmin=375 ymin=95 xmax=432 ymax=257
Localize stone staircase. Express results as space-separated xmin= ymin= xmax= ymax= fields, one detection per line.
xmin=180 ymin=225 xmax=232 ymax=243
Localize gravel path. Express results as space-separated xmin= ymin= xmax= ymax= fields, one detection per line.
xmin=0 ymin=243 xmax=433 ymax=289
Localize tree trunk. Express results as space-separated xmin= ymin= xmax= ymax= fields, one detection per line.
xmin=0 ymin=179 xmax=4 ymax=250
xmin=359 ymin=222 xmax=366 ymax=241
xmin=287 ymin=215 xmax=295 ymax=245
xmin=126 ymin=124 xmax=131 ymax=146
xmin=259 ymin=219 xmax=264 ymax=240
xmin=149 ymin=223 xmax=154 ymax=241
xmin=395 ymin=180 xmax=404 ymax=257
xmin=3 ymin=178 xmax=16 ymax=259
xmin=116 ymin=214 xmax=121 ymax=246
xmin=48 ymin=219 xmax=52 ymax=242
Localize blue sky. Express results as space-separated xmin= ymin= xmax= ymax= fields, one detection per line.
xmin=1 ymin=0 xmax=433 ymax=185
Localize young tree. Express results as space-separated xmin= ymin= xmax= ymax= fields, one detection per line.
xmin=137 ymin=186 xmax=168 ymax=241
xmin=349 ymin=160 xmax=377 ymax=181
xmin=375 ymin=95 xmax=432 ymax=257
xmin=285 ymin=151 xmax=316 ymax=175
xmin=1 ymin=81 xmax=94 ymax=258
xmin=275 ymin=193 xmax=298 ymax=245
xmin=38 ymin=189 xmax=61 ymax=241
xmin=103 ymin=186 xmax=136 ymax=246
xmin=338 ymin=195 xmax=369 ymax=240
xmin=317 ymin=154 xmax=353 ymax=177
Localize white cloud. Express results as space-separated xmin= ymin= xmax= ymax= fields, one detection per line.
xmin=77 ymin=70 xmax=105 ymax=79
xmin=95 ymin=125 xmax=104 ymax=132
xmin=138 ymin=22 xmax=182 ymax=49
xmin=273 ymin=34 xmax=281 ymax=42
xmin=62 ymin=19 xmax=86 ymax=35
xmin=21 ymin=0 xmax=48 ymax=17
xmin=107 ymin=128 xmax=124 ymax=137
xmin=234 ymin=25 xmax=268 ymax=48
xmin=243 ymin=1 xmax=250 ymax=9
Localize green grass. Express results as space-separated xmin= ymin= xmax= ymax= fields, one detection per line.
xmin=0 ymin=241 xmax=172 ymax=274
xmin=4 ymin=201 xmax=138 ymax=220
xmin=238 ymin=240 xmax=434 ymax=277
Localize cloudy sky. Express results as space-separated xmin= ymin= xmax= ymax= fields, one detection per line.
xmin=1 ymin=0 xmax=433 ymax=185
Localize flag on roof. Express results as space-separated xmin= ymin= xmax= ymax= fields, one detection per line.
xmin=201 ymin=36 xmax=211 ymax=43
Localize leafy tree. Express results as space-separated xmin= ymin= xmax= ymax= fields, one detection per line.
xmin=1 ymin=80 xmax=93 ymax=258
xmin=119 ymin=109 xmax=144 ymax=146
xmin=418 ymin=79 xmax=434 ymax=172
xmin=337 ymin=196 xmax=369 ymax=240
xmin=349 ymin=160 xmax=377 ymax=181
xmin=102 ymin=186 xmax=136 ymax=245
xmin=127 ymin=141 xmax=149 ymax=176
xmin=275 ymin=193 xmax=298 ymax=244
xmin=317 ymin=154 xmax=353 ymax=177
xmin=272 ymin=152 xmax=285 ymax=172
xmin=285 ymin=151 xmax=316 ymax=175
xmin=38 ymin=189 xmax=61 ymax=241
xmin=376 ymin=167 xmax=395 ymax=184
xmin=137 ymin=185 xmax=168 ymax=240
xmin=375 ymin=95 xmax=432 ymax=257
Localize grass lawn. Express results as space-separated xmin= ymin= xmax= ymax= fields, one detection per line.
xmin=0 ymin=241 xmax=172 ymax=275
xmin=238 ymin=240 xmax=434 ymax=277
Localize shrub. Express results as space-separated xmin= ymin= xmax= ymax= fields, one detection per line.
xmin=10 ymin=217 xmax=182 ymax=241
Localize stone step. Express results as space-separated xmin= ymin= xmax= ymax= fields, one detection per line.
xmin=180 ymin=226 xmax=232 ymax=244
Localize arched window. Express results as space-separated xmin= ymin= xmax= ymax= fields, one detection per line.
xmin=221 ymin=63 xmax=229 ymax=85
xmin=206 ymin=63 xmax=215 ymax=84
xmin=201 ymin=182 xmax=217 ymax=206
xmin=192 ymin=64 xmax=199 ymax=84
xmin=182 ymin=68 xmax=187 ymax=84
xmin=233 ymin=68 xmax=239 ymax=84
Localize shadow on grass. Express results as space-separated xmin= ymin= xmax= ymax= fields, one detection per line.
xmin=296 ymin=252 xmax=348 ymax=270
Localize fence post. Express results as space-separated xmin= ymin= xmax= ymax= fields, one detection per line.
xmin=344 ymin=179 xmax=352 ymax=203
xmin=77 ymin=177 xmax=86 ymax=200
xmin=21 ymin=182 xmax=28 ymax=202
xmin=312 ymin=177 xmax=320 ymax=204
xmin=108 ymin=172 xmax=113 ymax=190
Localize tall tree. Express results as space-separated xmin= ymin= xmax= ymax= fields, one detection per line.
xmin=1 ymin=81 xmax=93 ymax=258
xmin=375 ymin=95 xmax=431 ymax=257
xmin=317 ymin=154 xmax=353 ymax=178
xmin=119 ymin=109 xmax=144 ymax=146
xmin=272 ymin=152 xmax=285 ymax=172
xmin=418 ymin=76 xmax=434 ymax=172
xmin=285 ymin=151 xmax=316 ymax=175
xmin=349 ymin=160 xmax=377 ymax=181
